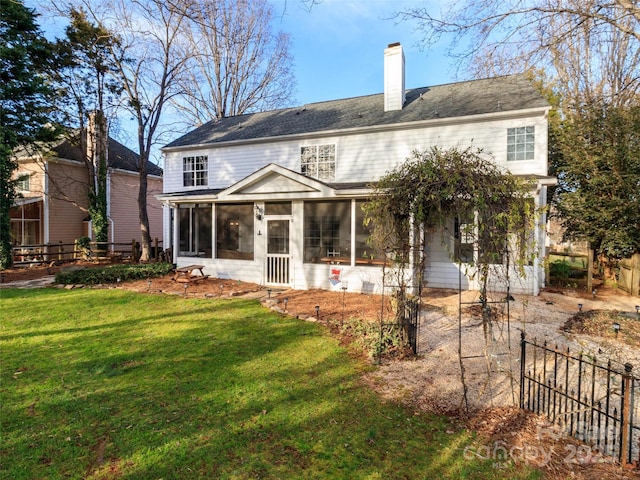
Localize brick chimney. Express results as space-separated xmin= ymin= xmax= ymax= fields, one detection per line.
xmin=384 ymin=42 xmax=405 ymax=112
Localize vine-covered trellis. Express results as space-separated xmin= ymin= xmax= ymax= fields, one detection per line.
xmin=364 ymin=146 xmax=541 ymax=408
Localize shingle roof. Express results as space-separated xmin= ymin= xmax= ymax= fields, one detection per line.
xmin=50 ymin=133 xmax=163 ymax=176
xmin=164 ymin=74 xmax=549 ymax=149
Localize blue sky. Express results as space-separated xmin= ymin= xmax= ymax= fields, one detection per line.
xmin=274 ymin=0 xmax=456 ymax=105
xmin=28 ymin=0 xmax=455 ymax=107
xmin=26 ymin=0 xmax=457 ymax=159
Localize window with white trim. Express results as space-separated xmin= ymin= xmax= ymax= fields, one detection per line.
xmin=183 ymin=155 xmax=208 ymax=186
xmin=507 ymin=126 xmax=535 ymax=161
xmin=454 ymin=215 xmax=474 ymax=263
xmin=301 ymin=144 xmax=335 ymax=181
xmin=16 ymin=174 xmax=30 ymax=192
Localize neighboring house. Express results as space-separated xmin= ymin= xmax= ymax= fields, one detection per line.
xmin=159 ymin=43 xmax=554 ymax=295
xmin=10 ymin=133 xmax=163 ymax=251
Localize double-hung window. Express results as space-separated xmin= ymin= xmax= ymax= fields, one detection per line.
xmin=16 ymin=174 xmax=30 ymax=192
xmin=507 ymin=126 xmax=535 ymax=161
xmin=183 ymin=155 xmax=208 ymax=187
xmin=301 ymin=144 xmax=335 ymax=181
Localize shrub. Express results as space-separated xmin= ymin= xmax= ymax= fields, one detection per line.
xmin=549 ymin=260 xmax=572 ymax=284
xmin=55 ymin=262 xmax=174 ymax=285
xmin=339 ymin=318 xmax=406 ymax=360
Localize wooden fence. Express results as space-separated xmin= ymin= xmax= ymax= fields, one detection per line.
xmin=618 ymin=254 xmax=640 ymax=296
xmin=11 ymin=238 xmax=164 ymax=266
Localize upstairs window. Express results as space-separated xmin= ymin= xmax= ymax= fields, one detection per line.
xmin=183 ymin=155 xmax=208 ymax=187
xmin=16 ymin=174 xmax=30 ymax=192
xmin=301 ymin=144 xmax=335 ymax=181
xmin=507 ymin=126 xmax=535 ymax=161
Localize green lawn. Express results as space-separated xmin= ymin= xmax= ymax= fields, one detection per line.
xmin=1 ymin=288 xmax=540 ymax=479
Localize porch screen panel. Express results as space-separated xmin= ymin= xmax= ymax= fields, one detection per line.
xmin=303 ymin=201 xmax=351 ymax=264
xmin=178 ymin=206 xmax=192 ymax=254
xmin=216 ymin=203 xmax=254 ymax=260
xmin=478 ymin=209 xmax=506 ymax=265
xmin=264 ymin=201 xmax=292 ymax=216
xmin=355 ymin=200 xmax=385 ymax=265
xmin=178 ymin=204 xmax=212 ymax=257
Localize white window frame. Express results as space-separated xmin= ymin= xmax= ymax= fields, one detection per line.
xmin=507 ymin=126 xmax=535 ymax=161
xmin=301 ymin=144 xmax=336 ymax=181
xmin=16 ymin=173 xmax=30 ymax=192
xmin=183 ymin=155 xmax=208 ymax=187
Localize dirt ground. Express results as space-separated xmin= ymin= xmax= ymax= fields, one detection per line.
xmin=3 ymin=262 xmax=640 ymax=478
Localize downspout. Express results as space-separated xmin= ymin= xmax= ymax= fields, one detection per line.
xmin=106 ymin=168 xmax=114 ymax=251
xmin=43 ymin=161 xmax=49 ymax=244
xmin=173 ymin=203 xmax=178 ymax=264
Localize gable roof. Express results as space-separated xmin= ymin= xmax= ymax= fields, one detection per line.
xmin=15 ymin=131 xmax=163 ymax=177
xmin=164 ymin=74 xmax=549 ymax=149
xmin=52 ymin=134 xmax=163 ymax=176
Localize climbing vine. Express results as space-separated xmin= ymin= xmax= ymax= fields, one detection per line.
xmin=364 ymin=146 xmax=541 ymax=407
xmin=364 ymin=146 xmax=539 ymax=293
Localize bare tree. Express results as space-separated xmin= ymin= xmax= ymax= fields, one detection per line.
xmin=53 ymin=0 xmax=296 ymax=260
xmin=52 ymin=8 xmax=119 ymax=244
xmin=74 ymin=0 xmax=192 ymax=261
xmin=173 ymin=0 xmax=295 ymax=125
xmin=396 ymin=0 xmax=640 ymax=105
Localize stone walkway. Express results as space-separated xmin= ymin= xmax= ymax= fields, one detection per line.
xmin=0 ymin=276 xmax=56 ymax=289
xmin=0 ymin=277 xmax=272 ymax=300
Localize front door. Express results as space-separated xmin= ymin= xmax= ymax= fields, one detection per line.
xmin=266 ymin=219 xmax=290 ymax=285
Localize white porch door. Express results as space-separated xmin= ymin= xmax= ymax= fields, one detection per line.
xmin=265 ymin=219 xmax=291 ymax=286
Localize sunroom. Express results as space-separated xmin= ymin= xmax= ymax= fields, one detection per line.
xmin=161 ymin=164 xmax=548 ymax=295
xmin=160 ymin=164 xmax=387 ymax=291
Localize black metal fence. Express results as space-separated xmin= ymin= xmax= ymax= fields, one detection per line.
xmin=376 ymin=296 xmax=420 ymax=355
xmin=402 ymin=298 xmax=420 ymax=354
xmin=520 ymin=333 xmax=639 ymax=465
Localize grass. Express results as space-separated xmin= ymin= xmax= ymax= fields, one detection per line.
xmin=1 ymin=288 xmax=541 ymax=479
xmin=548 ymin=253 xmax=588 ymax=270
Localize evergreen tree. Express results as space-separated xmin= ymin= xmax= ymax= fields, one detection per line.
xmin=54 ymin=9 xmax=121 ymax=244
xmin=553 ymin=103 xmax=640 ymax=259
xmin=0 ymin=0 xmax=58 ymax=268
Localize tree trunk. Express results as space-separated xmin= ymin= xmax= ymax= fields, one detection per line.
xmin=87 ymin=111 xmax=109 ymax=245
xmin=137 ymin=160 xmax=152 ymax=262
xmin=586 ymin=245 xmax=594 ymax=294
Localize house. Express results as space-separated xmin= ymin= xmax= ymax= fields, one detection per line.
xmin=10 ymin=132 xmax=163 ymax=253
xmin=159 ymin=43 xmax=554 ymax=295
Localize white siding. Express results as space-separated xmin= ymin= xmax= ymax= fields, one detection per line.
xmin=163 ymin=110 xmax=548 ymax=193
xmin=166 ymin=107 xmax=549 ymax=296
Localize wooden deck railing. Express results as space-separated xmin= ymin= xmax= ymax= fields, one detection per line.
xmin=11 ymin=238 xmax=164 ymax=265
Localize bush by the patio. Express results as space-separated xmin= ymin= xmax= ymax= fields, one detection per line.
xmin=55 ymin=262 xmax=174 ymax=285
xmin=549 ymin=260 xmax=572 ymax=284
xmin=340 ymin=318 xmax=407 ymax=360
